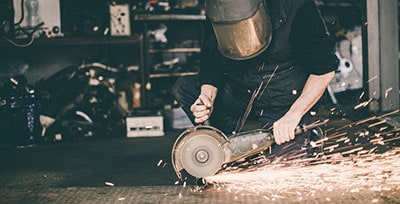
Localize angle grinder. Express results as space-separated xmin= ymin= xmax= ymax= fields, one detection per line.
xmin=171 ymin=121 xmax=326 ymax=180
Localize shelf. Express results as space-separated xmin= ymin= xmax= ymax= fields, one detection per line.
xmin=0 ymin=34 xmax=143 ymax=48
xmin=149 ymin=71 xmax=198 ymax=78
xmin=136 ymin=13 xmax=205 ymax=107
xmin=134 ymin=14 xmax=206 ymax=21
xmin=316 ymin=2 xmax=358 ymax=7
xmin=148 ymin=47 xmax=201 ymax=53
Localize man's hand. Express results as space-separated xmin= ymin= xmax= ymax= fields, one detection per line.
xmin=273 ymin=113 xmax=302 ymax=145
xmin=190 ymin=84 xmax=218 ymax=124
xmin=273 ymin=71 xmax=335 ymax=145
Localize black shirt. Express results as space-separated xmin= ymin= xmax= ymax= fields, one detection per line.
xmin=199 ymin=1 xmax=339 ymax=88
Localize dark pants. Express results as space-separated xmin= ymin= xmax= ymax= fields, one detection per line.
xmin=172 ymin=74 xmax=316 ymax=158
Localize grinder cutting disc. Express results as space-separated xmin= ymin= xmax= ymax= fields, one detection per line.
xmin=172 ymin=126 xmax=228 ymax=179
xmin=181 ymin=134 xmax=224 ymax=178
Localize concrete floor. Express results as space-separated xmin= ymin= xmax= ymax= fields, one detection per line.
xmin=1 ymin=94 xmax=400 ymax=203
xmin=1 ymin=133 xmax=399 ymax=204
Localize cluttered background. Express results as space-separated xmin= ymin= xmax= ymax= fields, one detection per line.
xmin=0 ymin=0 xmax=379 ymax=148
xmin=1 ymin=1 xmax=400 ymax=203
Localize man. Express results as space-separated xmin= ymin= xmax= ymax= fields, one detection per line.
xmin=173 ymin=0 xmax=339 ymax=156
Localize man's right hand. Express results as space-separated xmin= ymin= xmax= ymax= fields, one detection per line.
xmin=190 ymin=84 xmax=218 ymax=124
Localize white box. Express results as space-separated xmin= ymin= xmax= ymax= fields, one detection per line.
xmin=126 ymin=116 xmax=164 ymax=137
xmin=109 ymin=4 xmax=131 ymax=36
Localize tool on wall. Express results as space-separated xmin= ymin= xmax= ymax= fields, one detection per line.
xmin=13 ymin=0 xmax=62 ymax=38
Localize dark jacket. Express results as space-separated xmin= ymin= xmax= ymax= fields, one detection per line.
xmin=199 ymin=0 xmax=339 ymax=110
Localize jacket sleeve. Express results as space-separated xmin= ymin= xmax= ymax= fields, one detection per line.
xmin=290 ymin=1 xmax=339 ymax=75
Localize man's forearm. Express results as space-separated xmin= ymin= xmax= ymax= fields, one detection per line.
xmin=286 ymin=71 xmax=335 ymax=118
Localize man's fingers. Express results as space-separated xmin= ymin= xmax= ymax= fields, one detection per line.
xmin=191 ymin=97 xmax=211 ymax=124
xmin=198 ymin=95 xmax=212 ymax=108
xmin=191 ymin=104 xmax=208 ymax=112
xmin=194 ymin=114 xmax=209 ymax=124
xmin=273 ymin=127 xmax=282 ymax=145
xmin=190 ymin=99 xmax=207 ymax=112
xmin=274 ymin=123 xmax=296 ymax=145
xmin=289 ymin=131 xmax=295 ymax=140
xmin=192 ymin=109 xmax=209 ymax=118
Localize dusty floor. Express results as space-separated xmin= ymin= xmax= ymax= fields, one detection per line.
xmin=1 ymin=91 xmax=400 ymax=203
xmin=1 ymin=185 xmax=400 ymax=204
